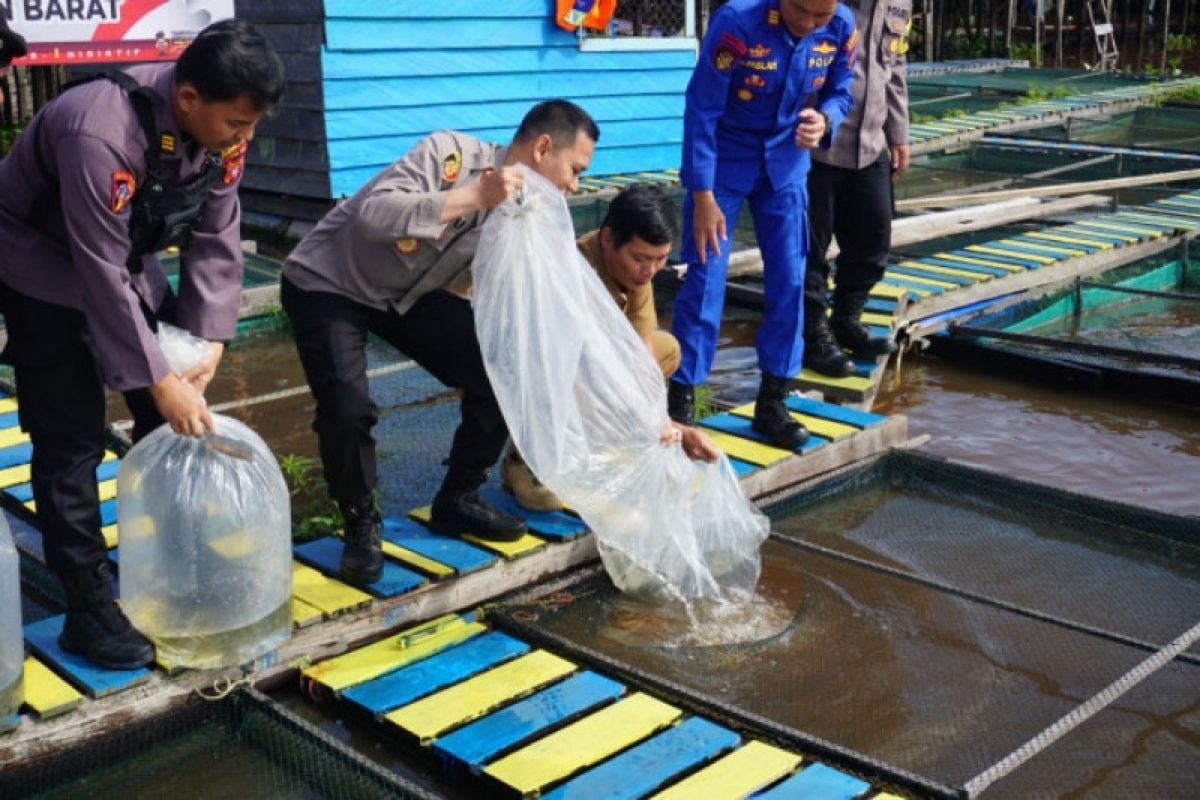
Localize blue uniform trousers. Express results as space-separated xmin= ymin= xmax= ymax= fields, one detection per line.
xmin=672 ymin=170 xmax=807 ymax=386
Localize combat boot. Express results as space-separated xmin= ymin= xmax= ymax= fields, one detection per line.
xmin=58 ymin=562 xmax=155 ymax=671
xmin=430 ymin=466 xmax=527 ymax=542
xmin=339 ymin=495 xmax=383 ymax=585
xmin=667 ymin=381 xmax=695 ymax=426
xmin=500 ymin=446 xmax=563 ymax=513
xmin=830 ymin=290 xmax=896 ymax=358
xmin=803 ymin=305 xmax=854 ymax=377
xmin=751 ymin=372 xmax=809 ymax=450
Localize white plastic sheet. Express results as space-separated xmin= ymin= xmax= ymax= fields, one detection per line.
xmin=472 ymin=169 xmax=769 ymax=601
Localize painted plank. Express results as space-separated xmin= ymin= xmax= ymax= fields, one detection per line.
xmin=541 ymin=716 xmax=740 ymax=800
xmin=322 ymin=48 xmax=695 ymax=81
xmin=0 ymin=411 xmax=17 ymax=429
xmin=1056 ymin=226 xmax=1137 ymax=245
xmin=433 ymin=672 xmax=626 ymax=773
xmin=915 ymin=256 xmax=1010 ymax=277
xmin=0 ymin=442 xmax=33 ymax=470
xmin=290 ymin=562 xmax=373 ymax=617
xmin=753 ymin=762 xmax=872 ymax=799
xmin=1071 ymin=219 xmax=1161 ymax=239
xmin=989 ymin=238 xmax=1072 ymax=259
xmin=326 ymin=0 xmax=551 ymax=17
xmin=484 ymin=693 xmax=682 ymax=795
xmin=880 ymin=275 xmax=941 ymax=295
xmin=23 ymin=615 xmax=151 ymax=698
xmin=1025 ymin=231 xmax=1109 ymax=251
xmin=478 ymin=486 xmax=589 ymax=541
xmin=936 ymin=252 xmax=1035 ymax=272
xmin=407 ymin=506 xmax=547 ymax=560
xmin=326 ymin=19 xmax=571 ymax=51
xmin=0 ymin=425 xmax=29 ymax=448
xmin=21 ymin=656 xmax=83 ymax=719
xmin=866 ymin=282 xmax=910 ymax=299
xmin=0 ymin=398 xmax=17 ymax=414
xmin=303 ymin=614 xmax=486 ymax=693
xmin=1008 ymin=235 xmax=1088 ymax=255
xmin=729 ymin=403 xmax=857 ymax=441
xmin=704 ymin=431 xmax=795 ymax=468
xmin=2 ymin=458 xmax=121 ymax=498
xmin=888 ymin=264 xmax=975 ymax=287
xmin=386 ymin=650 xmax=577 ymax=744
xmin=699 ymin=413 xmax=827 ymax=455
xmin=728 ymin=457 xmax=758 ymax=477
xmin=649 ymin=740 xmax=802 ymax=800
xmin=382 ymin=517 xmax=496 ymax=575
xmin=784 ymin=396 xmax=885 ymax=428
xmin=882 ymin=268 xmax=959 ymax=289
xmin=796 ymin=368 xmax=875 ymax=393
xmin=293 ymin=537 xmax=427 ymax=598
xmin=964 ymin=244 xmax=1053 ymax=265
xmin=344 ymin=631 xmax=530 ymax=717
xmin=291 ymin=597 xmax=324 ymax=628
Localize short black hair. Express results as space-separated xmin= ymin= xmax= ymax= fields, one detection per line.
xmin=602 ymin=183 xmax=679 ymax=249
xmin=0 ymin=15 xmax=28 ymax=68
xmin=514 ymin=99 xmax=600 ymax=149
xmin=175 ymin=19 xmax=284 ymax=112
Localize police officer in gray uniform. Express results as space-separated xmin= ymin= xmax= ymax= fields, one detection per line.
xmin=282 ymin=100 xmax=598 ymax=586
xmin=803 ymin=0 xmax=910 ymax=376
xmin=0 ymin=20 xmax=284 ymax=670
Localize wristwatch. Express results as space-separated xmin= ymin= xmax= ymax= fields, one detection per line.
xmin=818 ymin=111 xmax=832 ymax=137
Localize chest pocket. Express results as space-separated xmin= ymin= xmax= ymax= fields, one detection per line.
xmin=731 ymin=45 xmax=784 ymax=114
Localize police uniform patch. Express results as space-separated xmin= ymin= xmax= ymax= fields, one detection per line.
xmin=713 ymin=32 xmax=747 ymax=73
xmin=813 ymin=75 xmax=826 ymax=89
xmin=442 ymin=151 xmax=462 ymax=183
xmin=160 ymin=133 xmax=176 ymax=154
xmin=767 ymin=9 xmax=780 ymax=25
xmin=395 ymin=238 xmax=419 ymax=255
xmin=745 ymin=74 xmax=766 ymax=88
xmin=110 ymin=171 xmax=135 ymax=214
xmin=221 ymin=141 xmax=247 ymax=185
xmin=737 ymin=88 xmax=754 ymax=101
xmin=845 ymin=27 xmax=860 ymax=61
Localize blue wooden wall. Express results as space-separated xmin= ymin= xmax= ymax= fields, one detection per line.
xmin=322 ymin=0 xmax=696 ymax=198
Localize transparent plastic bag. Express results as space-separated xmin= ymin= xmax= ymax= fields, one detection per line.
xmin=472 ymin=170 xmax=769 ymax=601
xmin=156 ymin=322 xmax=210 ymax=375
xmin=0 ymin=513 xmax=22 ymax=719
xmin=117 ymin=414 xmax=292 ymax=668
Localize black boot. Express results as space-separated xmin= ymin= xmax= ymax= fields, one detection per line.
xmin=429 ymin=466 xmax=527 ymax=542
xmin=803 ymin=305 xmax=854 ymax=377
xmin=667 ymin=381 xmax=695 ymax=426
xmin=339 ymin=495 xmax=383 ymax=585
xmin=830 ymin=291 xmax=896 ymax=358
xmin=751 ymin=372 xmax=809 ymax=450
xmin=58 ymin=562 xmax=155 ymax=671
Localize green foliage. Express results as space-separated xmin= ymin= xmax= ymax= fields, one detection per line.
xmin=0 ymin=118 xmax=30 ymax=157
xmin=693 ymin=384 xmax=718 ymax=420
xmin=1166 ymin=33 xmax=1195 ymax=53
xmin=278 ymin=454 xmax=343 ymax=540
xmin=1159 ymin=83 xmax=1200 ymax=104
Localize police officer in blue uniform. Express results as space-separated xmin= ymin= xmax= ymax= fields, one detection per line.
xmin=669 ymin=0 xmax=856 ymax=447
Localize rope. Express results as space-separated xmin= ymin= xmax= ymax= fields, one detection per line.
xmin=111 ymin=360 xmax=418 ymax=431
xmin=963 ymin=619 xmax=1200 ymax=796
xmin=195 ymin=663 xmax=258 ymax=701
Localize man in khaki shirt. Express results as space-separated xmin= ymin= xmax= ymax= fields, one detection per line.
xmin=282 ymin=100 xmax=598 ymax=585
xmin=503 ymin=183 xmax=720 ymax=511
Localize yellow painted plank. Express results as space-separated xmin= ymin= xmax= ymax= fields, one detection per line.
xmin=705 ymin=431 xmax=793 ymax=467
xmin=0 ymin=425 xmax=29 ymax=448
xmin=898 ymin=260 xmax=993 ymax=281
xmin=333 ymin=530 xmax=455 ymax=579
xmin=291 ymin=597 xmax=324 ymax=628
xmin=882 ymin=270 xmax=958 ymax=290
xmin=97 ymin=478 xmax=117 ymax=503
xmin=303 ymin=614 xmax=486 ymax=692
xmin=932 ymin=252 xmax=1025 ymax=272
xmin=860 ymin=311 xmax=895 ymax=327
xmin=486 ymin=694 xmax=682 ymax=794
xmin=0 ymin=398 xmax=17 ymax=415
xmin=796 ymin=368 xmax=875 ymax=392
xmin=101 ymin=524 xmax=118 ymax=549
xmin=867 ymin=283 xmax=910 ymax=299
xmin=996 ymin=238 xmax=1074 ymax=258
xmin=1026 ymin=231 xmax=1113 ymax=249
xmin=290 ymin=562 xmax=373 ymax=617
xmin=408 ymin=505 xmax=546 ymax=559
xmin=966 ymin=244 xmax=1055 ymax=265
xmin=0 ymin=451 xmax=118 ymax=490
xmin=22 ymin=656 xmax=83 ymax=719
xmin=729 ymin=404 xmax=856 ymax=441
xmin=1060 ymin=225 xmax=1139 ymax=243
xmin=386 ymin=650 xmax=576 ymax=744
xmin=1075 ymin=219 xmax=1163 ymax=238
xmin=651 ymin=740 xmax=803 ymax=800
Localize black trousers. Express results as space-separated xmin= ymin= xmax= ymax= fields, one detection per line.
xmin=280 ymin=278 xmax=508 ymax=507
xmin=0 ymin=282 xmax=166 ymax=575
xmin=804 ymin=151 xmax=894 ymax=310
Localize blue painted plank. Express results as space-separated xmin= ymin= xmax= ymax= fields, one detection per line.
xmin=6 ymin=460 xmax=121 ymax=503
xmin=0 ymin=442 xmax=32 ymax=470
xmin=326 ymin=96 xmax=686 ymax=140
xmin=24 ymin=615 xmax=151 ymax=698
xmin=1 ymin=714 xmax=19 ymax=733
xmin=293 ymin=537 xmax=427 ymax=598
xmin=881 ymin=275 xmax=947 ymax=294
xmin=699 ymin=413 xmax=828 ymax=455
xmin=728 ymin=457 xmax=758 ymax=477
xmin=327 ymin=0 xmax=549 ymax=17
xmin=979 ymin=240 xmax=1063 ymax=261
xmin=541 ymin=717 xmax=740 ymax=800
xmin=752 ymin=762 xmax=871 ymax=799
xmin=322 ymin=48 xmax=696 ymax=81
xmin=1108 ymin=212 xmax=1185 ymax=231
xmin=477 ymin=487 xmax=588 ymax=541
xmin=863 ymin=297 xmax=897 ymax=314
xmin=433 ymin=671 xmax=625 ymax=772
xmin=381 ymin=518 xmax=497 ymax=575
xmin=326 ymin=19 xmax=573 ymax=51
xmin=889 ymin=264 xmax=977 ymax=286
xmin=784 ymin=396 xmax=885 ymax=429
xmin=99 ymin=498 xmax=117 ymax=527
xmin=951 ymin=248 xmax=1041 ymax=269
xmin=342 ymin=631 xmax=530 ymax=715
xmin=0 ymin=411 xmax=18 ymax=429
xmin=1012 ymin=235 xmax=1095 ymax=254
xmin=321 ymin=70 xmax=695 ymax=111
xmin=918 ymin=256 xmax=1011 ymax=277
xmin=1056 ymin=226 xmax=1137 ymax=245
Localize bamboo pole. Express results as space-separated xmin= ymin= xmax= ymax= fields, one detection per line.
xmin=895 ymin=166 xmax=1200 ymax=210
